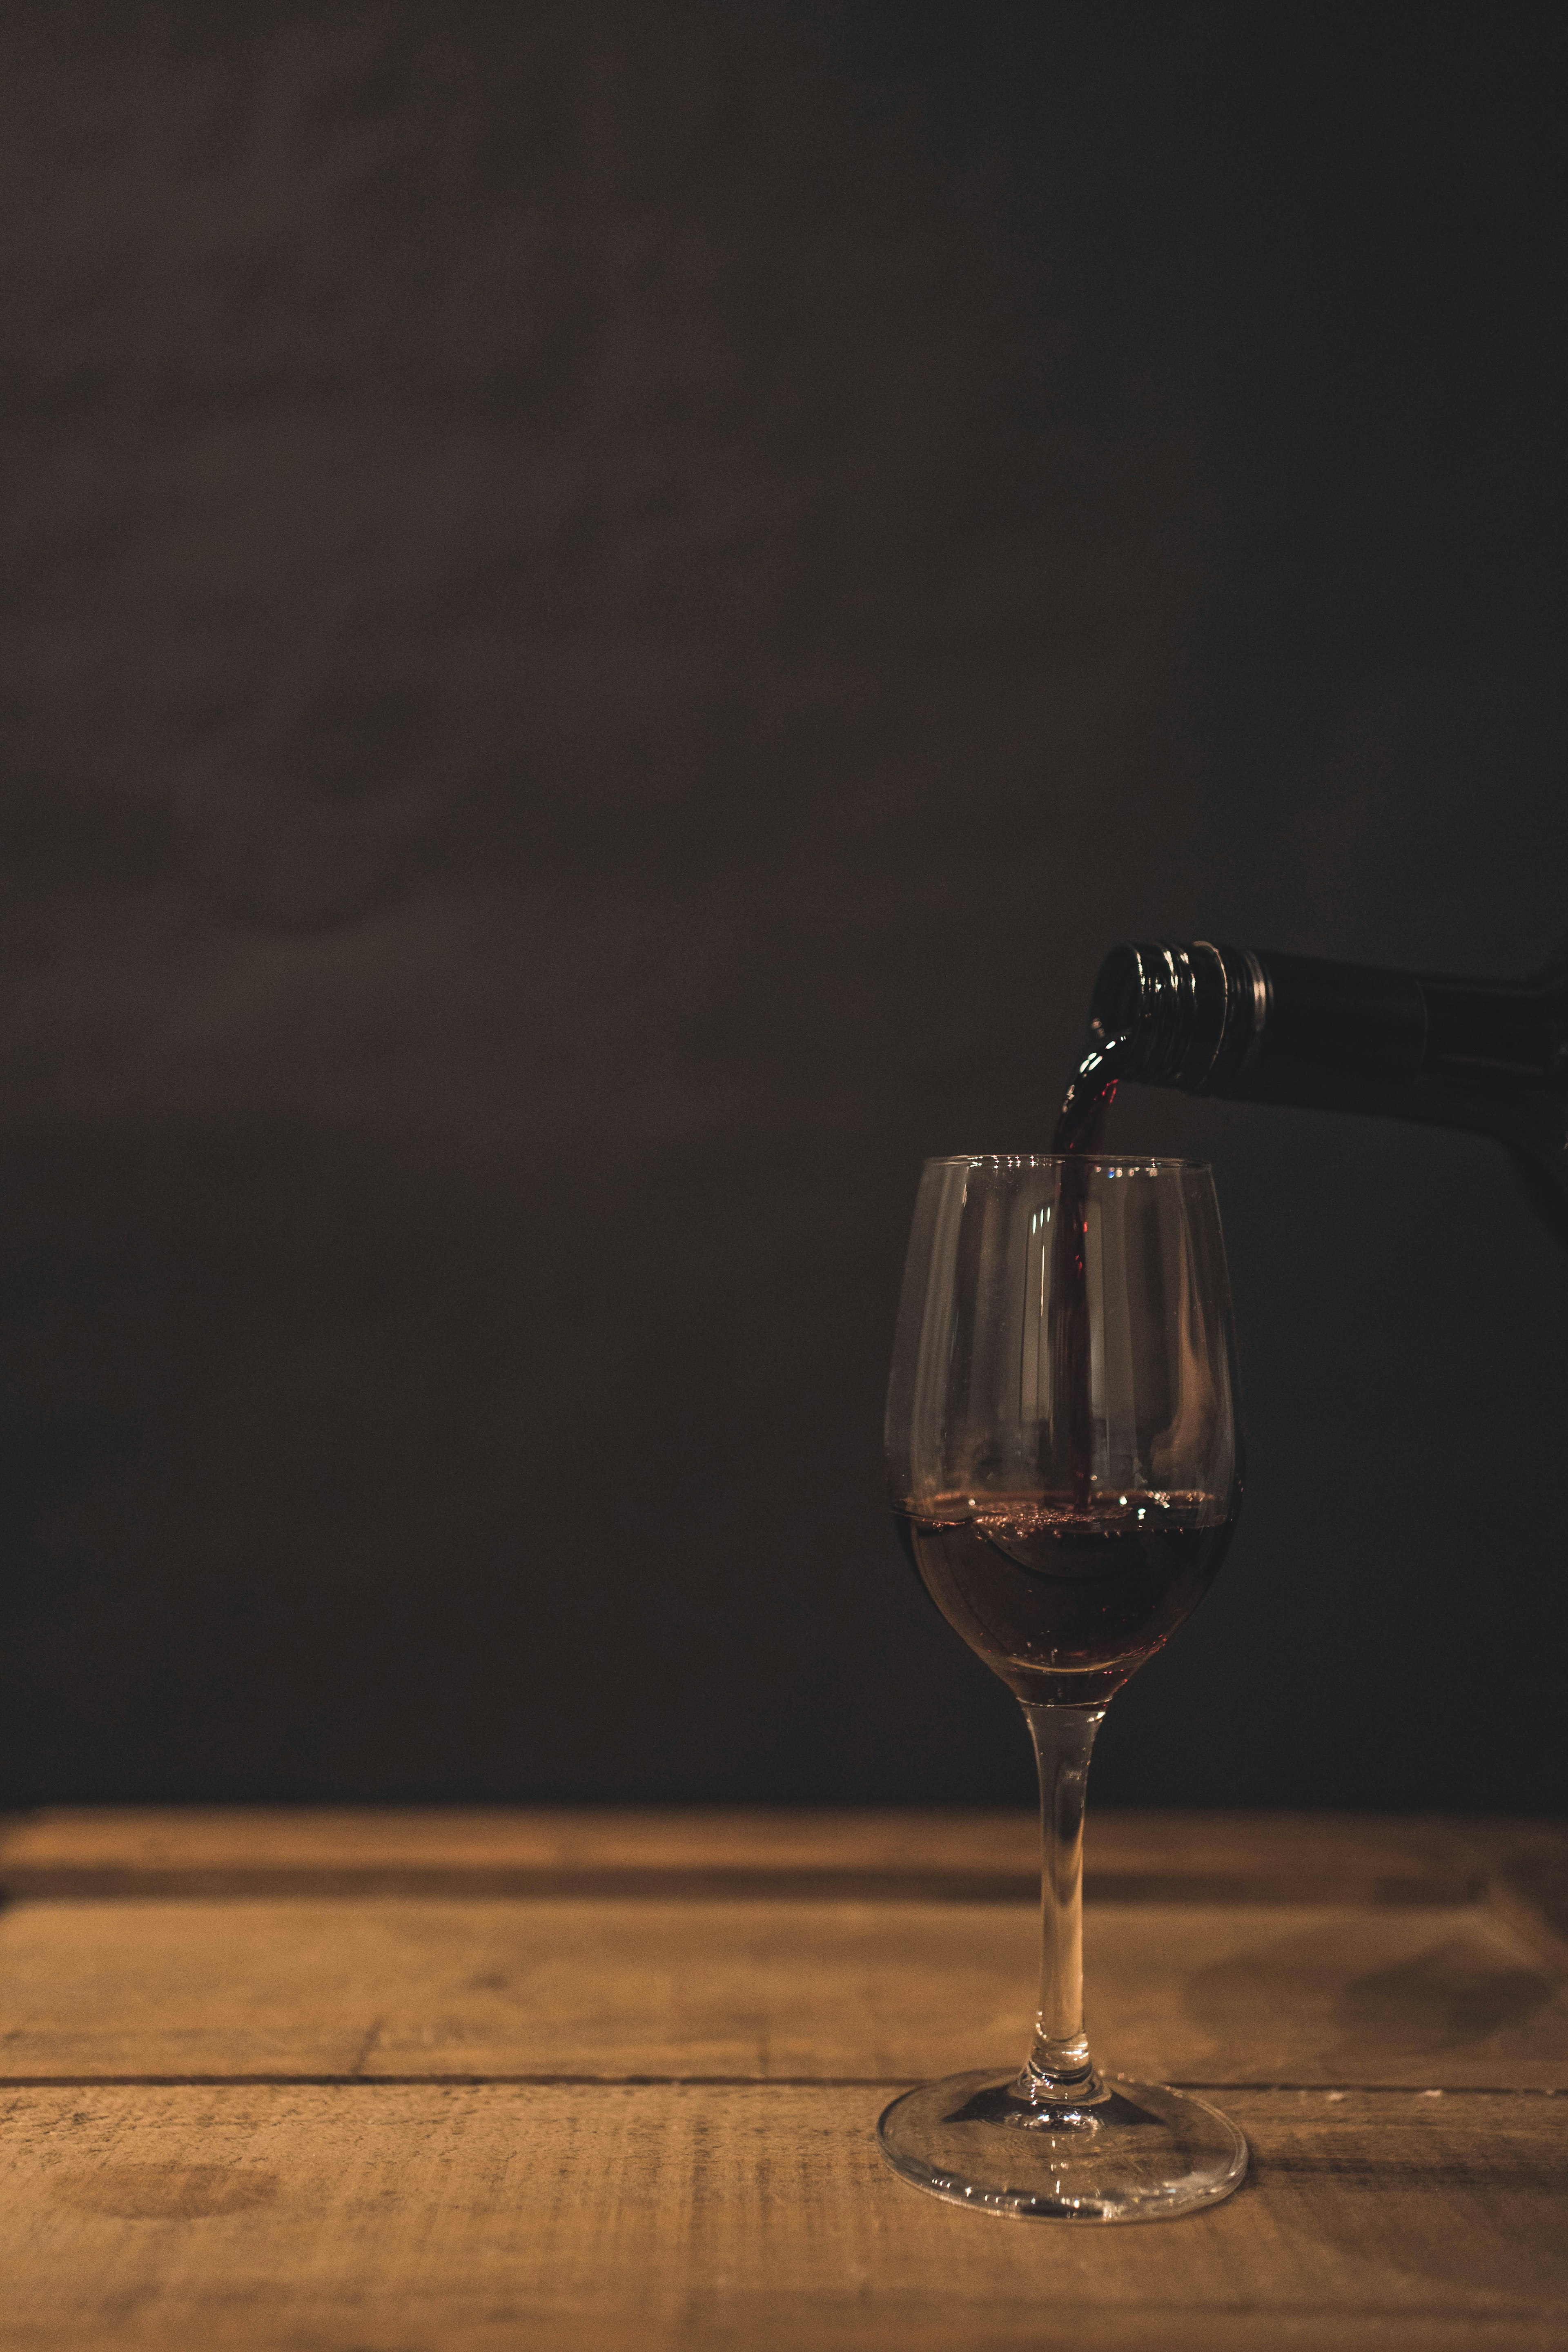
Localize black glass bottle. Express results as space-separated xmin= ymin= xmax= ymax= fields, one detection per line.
xmin=1080 ymin=939 xmax=1568 ymax=1236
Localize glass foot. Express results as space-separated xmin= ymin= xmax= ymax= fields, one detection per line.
xmin=878 ymin=2069 xmax=1247 ymax=2222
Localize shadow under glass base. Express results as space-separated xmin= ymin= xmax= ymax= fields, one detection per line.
xmin=878 ymin=2070 xmax=1247 ymax=2222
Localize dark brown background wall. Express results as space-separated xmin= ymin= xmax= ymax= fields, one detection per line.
xmin=2 ymin=1 xmax=1566 ymax=1810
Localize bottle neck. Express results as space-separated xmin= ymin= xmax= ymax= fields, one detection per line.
xmin=1091 ymin=940 xmax=1565 ymax=1121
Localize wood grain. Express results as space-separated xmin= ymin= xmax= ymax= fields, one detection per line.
xmin=0 ymin=1893 xmax=1563 ymax=2089
xmin=0 ymin=1809 xmax=1561 ymax=2348
xmin=0 ymin=2082 xmax=1560 ymax=2352
xmin=0 ymin=1806 xmax=1516 ymax=1904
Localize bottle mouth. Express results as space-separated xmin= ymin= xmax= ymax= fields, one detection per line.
xmin=1088 ymin=942 xmax=1152 ymax=1049
xmin=1090 ymin=941 xmax=1267 ymax=1092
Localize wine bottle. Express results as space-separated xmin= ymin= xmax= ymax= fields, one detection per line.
xmin=1074 ymin=938 xmax=1568 ymax=1234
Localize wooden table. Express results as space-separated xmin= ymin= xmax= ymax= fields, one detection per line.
xmin=0 ymin=1809 xmax=1563 ymax=2349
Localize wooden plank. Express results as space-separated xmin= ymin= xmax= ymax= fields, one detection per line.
xmin=1478 ymin=1825 xmax=1568 ymax=1969
xmin=0 ymin=2082 xmax=1560 ymax=2351
xmin=0 ymin=1807 xmax=1512 ymax=1904
xmin=0 ymin=1893 xmax=1563 ymax=2088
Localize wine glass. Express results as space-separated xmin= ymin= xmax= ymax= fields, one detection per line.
xmin=880 ymin=1153 xmax=1247 ymax=2221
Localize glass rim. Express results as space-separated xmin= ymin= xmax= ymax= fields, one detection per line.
xmin=924 ymin=1152 xmax=1211 ymax=1172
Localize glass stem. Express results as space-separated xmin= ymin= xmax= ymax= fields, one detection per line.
xmin=1018 ymin=1701 xmax=1105 ymax=2103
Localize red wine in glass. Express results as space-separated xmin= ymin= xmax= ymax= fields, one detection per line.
xmin=895 ymin=1486 xmax=1235 ymax=1708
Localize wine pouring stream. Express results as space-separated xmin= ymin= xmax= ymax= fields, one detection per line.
xmin=1049 ymin=1028 xmax=1136 ymax=1511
